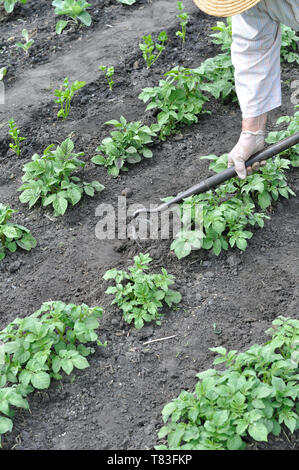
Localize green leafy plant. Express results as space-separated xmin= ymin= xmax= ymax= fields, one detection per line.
xmin=139 ymin=66 xmax=208 ymax=140
xmin=195 ymin=53 xmax=236 ymax=102
xmin=8 ymin=118 xmax=26 ymax=156
xmin=139 ymin=31 xmax=168 ymax=69
xmin=210 ymin=17 xmax=232 ymax=52
xmin=176 ymin=1 xmax=189 ymax=44
xmin=54 ymin=77 xmax=86 ymax=119
xmin=99 ymin=65 xmax=115 ymax=91
xmin=0 ymin=0 xmax=27 ymax=13
xmin=52 ymin=0 xmax=92 ymax=34
xmin=91 ymin=116 xmax=157 ymax=177
xmin=266 ymin=106 xmax=299 ymax=167
xmin=0 ymin=203 xmax=36 ymax=261
xmin=0 ymin=386 xmax=30 ymax=446
xmin=15 ymin=29 xmax=34 ymax=54
xmin=0 ymin=67 xmax=7 ymax=80
xmin=170 ymin=154 xmax=294 ymax=259
xmin=156 ymin=316 xmax=299 ymax=450
xmin=18 ymin=138 xmax=104 ymax=216
xmin=0 ymin=301 xmax=105 ymax=446
xmin=116 ymin=0 xmax=136 ymax=4
xmin=280 ymin=25 xmax=299 ymax=65
xmin=103 ymin=253 xmax=182 ymax=329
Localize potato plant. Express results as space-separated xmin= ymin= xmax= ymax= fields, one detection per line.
xmin=210 ymin=17 xmax=232 ymax=52
xmin=52 ymin=0 xmax=92 ymax=34
xmin=265 ymin=106 xmax=299 ymax=167
xmin=156 ymin=316 xmax=299 ymax=450
xmin=18 ymin=138 xmax=104 ymax=216
xmin=103 ymin=253 xmax=182 ymax=329
xmin=139 ymin=66 xmax=208 ymax=140
xmin=195 ymin=53 xmax=236 ymax=102
xmin=0 ymin=301 xmax=105 ymax=446
xmin=0 ymin=203 xmax=36 ymax=261
xmin=91 ymin=116 xmax=157 ymax=176
xmin=280 ymin=25 xmax=299 ymax=65
xmin=171 ymin=155 xmax=295 ymax=259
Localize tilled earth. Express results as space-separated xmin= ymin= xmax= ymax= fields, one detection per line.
xmin=0 ymin=0 xmax=298 ymax=450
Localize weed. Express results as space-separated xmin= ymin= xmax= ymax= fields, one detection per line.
xmin=139 ymin=31 xmax=168 ymax=69
xmin=8 ymin=118 xmax=25 ymax=156
xmin=15 ymin=29 xmax=34 ymax=54
xmin=54 ymin=77 xmax=86 ymax=119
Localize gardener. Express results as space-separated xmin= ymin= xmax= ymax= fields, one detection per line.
xmin=194 ymin=0 xmax=299 ymax=178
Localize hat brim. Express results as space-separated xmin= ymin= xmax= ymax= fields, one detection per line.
xmin=193 ymin=0 xmax=261 ymax=17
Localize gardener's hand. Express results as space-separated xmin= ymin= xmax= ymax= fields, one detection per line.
xmin=228 ymin=130 xmax=267 ymax=179
xmin=228 ymin=113 xmax=268 ymax=179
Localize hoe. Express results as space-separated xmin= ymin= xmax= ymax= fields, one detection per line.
xmin=132 ymin=132 xmax=299 ymax=222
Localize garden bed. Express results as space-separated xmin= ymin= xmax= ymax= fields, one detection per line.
xmin=0 ymin=0 xmax=298 ymax=450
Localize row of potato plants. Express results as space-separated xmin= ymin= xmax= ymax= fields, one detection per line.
xmin=0 ymin=301 xmax=106 ymax=445
xmin=90 ymin=18 xmax=298 ymax=175
xmin=170 ymin=108 xmax=299 ymax=259
xmin=156 ymin=316 xmax=299 ymax=450
xmin=0 ymin=253 xmax=182 ymax=445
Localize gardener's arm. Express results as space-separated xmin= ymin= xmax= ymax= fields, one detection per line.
xmin=228 ymin=5 xmax=281 ymax=178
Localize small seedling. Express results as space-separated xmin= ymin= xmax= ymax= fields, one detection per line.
xmin=15 ymin=29 xmax=34 ymax=54
xmin=99 ymin=65 xmax=115 ymax=91
xmin=116 ymin=0 xmax=136 ymax=4
xmin=139 ymin=31 xmax=168 ymax=69
xmin=0 ymin=67 xmax=7 ymax=80
xmin=8 ymin=118 xmax=25 ymax=156
xmin=0 ymin=0 xmax=27 ymax=13
xmin=54 ymin=77 xmax=86 ymax=119
xmin=176 ymin=1 xmax=189 ymax=44
xmin=170 ymin=151 xmax=294 ymax=260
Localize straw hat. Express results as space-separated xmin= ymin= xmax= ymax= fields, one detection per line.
xmin=193 ymin=0 xmax=261 ymax=17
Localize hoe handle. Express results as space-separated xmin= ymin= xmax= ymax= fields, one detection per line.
xmin=133 ymin=132 xmax=299 ymax=217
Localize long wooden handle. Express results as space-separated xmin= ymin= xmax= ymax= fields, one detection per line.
xmin=132 ymin=132 xmax=299 ymax=218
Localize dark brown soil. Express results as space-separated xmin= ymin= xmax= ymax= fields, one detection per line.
xmin=0 ymin=0 xmax=298 ymax=451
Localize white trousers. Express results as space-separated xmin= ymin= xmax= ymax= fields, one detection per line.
xmin=231 ymin=0 xmax=299 ymax=118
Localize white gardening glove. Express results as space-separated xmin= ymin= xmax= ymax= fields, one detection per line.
xmin=228 ymin=130 xmax=266 ymax=179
